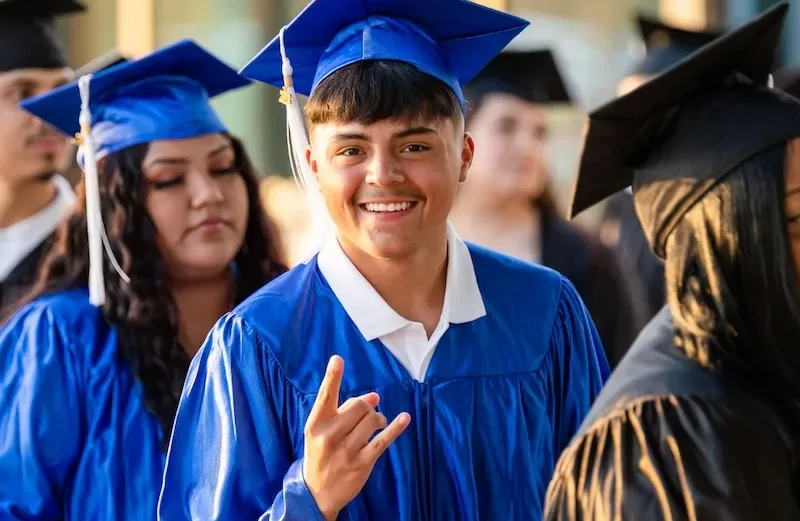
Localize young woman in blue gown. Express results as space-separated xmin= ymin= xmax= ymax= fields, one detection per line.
xmin=0 ymin=39 xmax=287 ymax=520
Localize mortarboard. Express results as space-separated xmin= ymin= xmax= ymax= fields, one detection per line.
xmin=631 ymin=13 xmax=724 ymax=76
xmin=0 ymin=0 xmax=86 ymax=73
xmin=239 ymin=0 xmax=529 ymax=106
xmin=465 ymin=49 xmax=572 ymax=106
xmin=568 ymin=2 xmax=800 ymax=260
xmin=74 ymin=49 xmax=131 ymax=78
xmin=19 ymin=38 xmax=251 ymax=307
xmin=239 ymin=0 xmax=528 ymax=260
xmin=20 ymin=38 xmax=250 ymax=161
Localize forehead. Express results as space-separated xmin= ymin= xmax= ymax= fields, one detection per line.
xmin=144 ymin=132 xmax=231 ymax=159
xmin=0 ymin=67 xmax=71 ymax=88
xmin=313 ymin=117 xmax=454 ymax=139
xmin=472 ymin=92 xmax=547 ymax=121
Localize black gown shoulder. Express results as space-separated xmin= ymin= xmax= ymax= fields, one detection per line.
xmin=544 ymin=309 xmax=799 ymax=521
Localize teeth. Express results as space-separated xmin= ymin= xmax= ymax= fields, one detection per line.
xmin=364 ymin=202 xmax=412 ymax=213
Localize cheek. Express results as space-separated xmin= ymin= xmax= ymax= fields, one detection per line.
xmin=222 ymin=175 xmax=249 ymax=227
xmin=317 ymin=164 xmax=361 ymax=209
xmin=145 ymin=191 xmax=188 ymax=246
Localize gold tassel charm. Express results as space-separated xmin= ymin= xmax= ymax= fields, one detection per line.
xmin=279 ymin=86 xmax=292 ymax=105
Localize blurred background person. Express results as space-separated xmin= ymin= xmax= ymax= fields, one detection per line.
xmin=0 ymin=0 xmax=85 ymax=313
xmin=596 ymin=13 xmax=725 ymax=322
xmin=0 ymin=40 xmax=287 ymax=519
xmin=450 ymin=48 xmax=647 ymax=366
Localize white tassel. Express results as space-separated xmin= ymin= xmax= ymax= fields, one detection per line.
xmin=78 ymin=75 xmax=131 ymax=307
xmin=278 ymin=27 xmax=335 ymax=261
xmin=768 ymin=73 xmax=775 ymax=89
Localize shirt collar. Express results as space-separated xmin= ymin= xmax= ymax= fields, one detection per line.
xmin=317 ymin=222 xmax=487 ymax=341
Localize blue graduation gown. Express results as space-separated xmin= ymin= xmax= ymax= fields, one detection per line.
xmin=159 ymin=245 xmax=609 ymax=520
xmin=0 ymin=289 xmax=165 ymax=519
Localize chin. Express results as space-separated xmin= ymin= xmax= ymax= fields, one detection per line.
xmin=360 ymin=236 xmax=420 ymax=261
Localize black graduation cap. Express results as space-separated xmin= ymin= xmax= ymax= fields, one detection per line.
xmin=465 ymin=49 xmax=572 ymax=105
xmin=74 ymin=49 xmax=130 ymax=77
xmin=0 ymin=0 xmax=86 ymax=73
xmin=568 ymin=2 xmax=800 ymax=259
xmin=631 ymin=13 xmax=724 ymax=76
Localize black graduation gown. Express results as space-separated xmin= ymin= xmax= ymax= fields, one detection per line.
xmin=0 ymin=237 xmax=51 ymax=315
xmin=540 ymin=211 xmax=647 ymax=367
xmin=543 ymin=308 xmax=799 ymax=521
xmin=598 ymin=191 xmax=665 ymax=321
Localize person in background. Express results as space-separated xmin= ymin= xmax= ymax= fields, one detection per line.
xmin=0 ymin=0 xmax=85 ymax=313
xmin=450 ymin=48 xmax=647 ymax=367
xmin=545 ymin=5 xmax=800 ymax=519
xmin=597 ymin=14 xmax=724 ymax=322
xmin=0 ymin=40 xmax=287 ymax=520
xmin=158 ymin=1 xmax=609 ymax=519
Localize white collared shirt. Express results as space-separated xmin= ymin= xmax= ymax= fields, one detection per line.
xmin=317 ymin=223 xmax=487 ymax=382
xmin=0 ymin=176 xmax=76 ymax=282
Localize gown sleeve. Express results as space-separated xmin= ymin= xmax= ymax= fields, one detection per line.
xmin=0 ymin=304 xmax=85 ymax=519
xmin=158 ymin=312 xmax=325 ymax=521
xmin=543 ymin=395 xmax=800 ymax=521
xmin=549 ymin=278 xmax=611 ymax=453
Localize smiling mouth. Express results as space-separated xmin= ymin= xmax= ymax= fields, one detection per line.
xmin=359 ymin=201 xmax=416 ymax=213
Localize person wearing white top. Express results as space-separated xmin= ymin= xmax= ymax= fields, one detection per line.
xmin=0 ymin=0 xmax=86 ymax=312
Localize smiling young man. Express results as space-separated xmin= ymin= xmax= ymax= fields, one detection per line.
xmin=158 ymin=1 xmax=609 ymax=520
xmin=0 ymin=0 xmax=85 ymax=313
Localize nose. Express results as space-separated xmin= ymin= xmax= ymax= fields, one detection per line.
xmin=189 ymin=171 xmax=225 ymax=209
xmin=364 ymin=153 xmax=404 ymax=187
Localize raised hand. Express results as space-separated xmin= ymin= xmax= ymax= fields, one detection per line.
xmin=302 ymin=355 xmax=411 ymax=521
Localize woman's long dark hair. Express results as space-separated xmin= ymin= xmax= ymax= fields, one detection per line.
xmin=664 ymin=142 xmax=800 ymax=430
xmin=6 ymin=134 xmax=287 ymax=447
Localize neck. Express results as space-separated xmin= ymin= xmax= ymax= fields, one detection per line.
xmin=170 ymin=270 xmax=234 ymax=358
xmin=452 ymin=195 xmax=539 ymax=229
xmin=0 ymin=178 xmax=57 ymax=228
xmin=341 ymin=225 xmax=449 ymax=335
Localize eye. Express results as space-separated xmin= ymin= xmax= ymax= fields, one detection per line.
xmin=6 ymin=86 xmax=33 ymax=103
xmin=150 ymin=176 xmax=185 ymax=189
xmin=337 ymin=147 xmax=363 ymax=156
xmin=210 ymin=166 xmax=239 ymax=176
xmin=401 ymin=144 xmax=430 ymax=153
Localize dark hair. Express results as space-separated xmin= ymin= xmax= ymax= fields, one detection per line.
xmin=6 ymin=134 xmax=288 ymax=448
xmin=664 ymin=142 xmax=800 ymax=428
xmin=305 ymin=60 xmax=462 ymax=127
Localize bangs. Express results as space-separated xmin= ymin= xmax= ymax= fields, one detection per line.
xmin=305 ymin=60 xmax=462 ymax=127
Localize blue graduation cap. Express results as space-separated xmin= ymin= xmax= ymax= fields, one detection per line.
xmin=18 ymin=38 xmax=251 ymax=308
xmin=239 ymin=0 xmax=529 ymax=105
xmin=20 ymin=38 xmax=251 ymax=161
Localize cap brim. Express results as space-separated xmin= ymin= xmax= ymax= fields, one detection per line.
xmin=568 ymin=2 xmax=788 ymax=218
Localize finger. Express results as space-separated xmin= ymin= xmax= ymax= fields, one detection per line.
xmin=337 ymin=393 xmax=379 ymax=414
xmin=343 ymin=411 xmax=387 ymax=453
xmin=361 ymin=413 xmax=411 ymax=462
xmin=306 ymin=355 xmax=344 ymax=428
xmin=330 ymin=395 xmax=379 ymax=436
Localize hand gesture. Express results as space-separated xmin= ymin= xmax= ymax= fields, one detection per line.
xmin=302 ymin=355 xmax=411 ymax=521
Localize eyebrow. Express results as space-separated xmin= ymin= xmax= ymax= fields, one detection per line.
xmin=144 ymin=143 xmax=232 ymax=167
xmin=329 ymin=126 xmax=437 ymax=142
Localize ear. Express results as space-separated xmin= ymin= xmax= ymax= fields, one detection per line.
xmin=305 ymin=145 xmax=318 ymax=179
xmin=459 ymin=133 xmax=475 ymax=184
